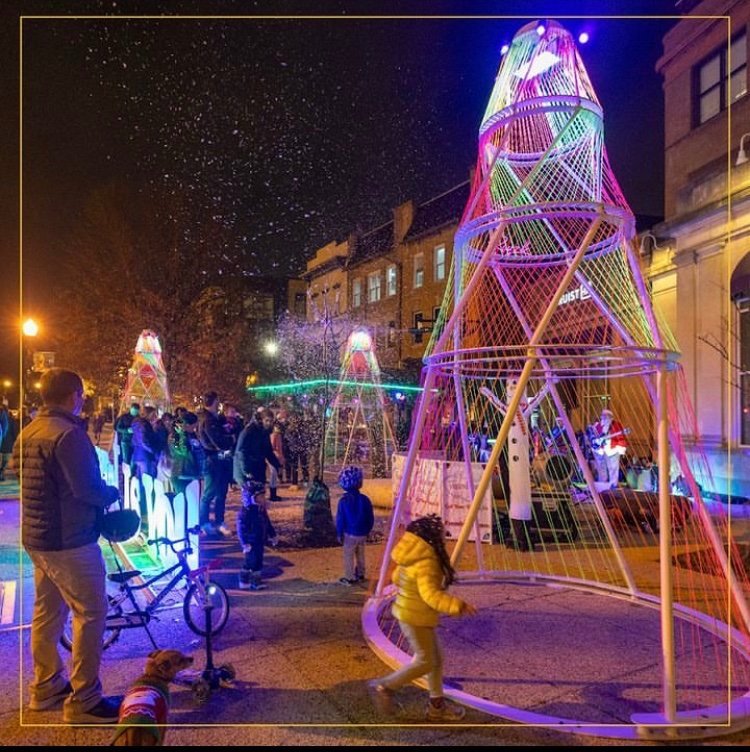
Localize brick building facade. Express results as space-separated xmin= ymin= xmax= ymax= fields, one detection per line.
xmin=304 ymin=180 xmax=470 ymax=379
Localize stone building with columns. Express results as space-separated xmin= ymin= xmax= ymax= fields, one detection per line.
xmin=648 ymin=0 xmax=750 ymax=494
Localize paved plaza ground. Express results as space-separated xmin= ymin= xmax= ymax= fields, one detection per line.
xmin=2 ymin=469 xmax=750 ymax=746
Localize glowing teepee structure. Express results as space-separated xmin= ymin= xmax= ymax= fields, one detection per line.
xmin=365 ymin=20 xmax=750 ymax=739
xmin=120 ymin=330 xmax=171 ymax=414
xmin=323 ymin=328 xmax=396 ymax=478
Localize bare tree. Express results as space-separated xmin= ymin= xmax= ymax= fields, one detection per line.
xmin=54 ymin=184 xmax=252 ymax=404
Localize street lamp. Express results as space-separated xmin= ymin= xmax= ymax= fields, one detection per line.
xmin=263 ymin=340 xmax=279 ymax=357
xmin=21 ymin=317 xmax=40 ymax=408
xmin=22 ymin=318 xmax=39 ymax=337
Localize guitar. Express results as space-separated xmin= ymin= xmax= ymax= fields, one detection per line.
xmin=590 ymin=427 xmax=631 ymax=456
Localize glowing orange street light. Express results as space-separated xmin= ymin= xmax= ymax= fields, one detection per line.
xmin=22 ymin=318 xmax=39 ymax=337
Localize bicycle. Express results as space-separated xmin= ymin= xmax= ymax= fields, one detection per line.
xmin=61 ymin=525 xmax=230 ymax=651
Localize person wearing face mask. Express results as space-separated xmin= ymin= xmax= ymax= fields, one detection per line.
xmin=12 ymin=368 xmax=122 ymax=724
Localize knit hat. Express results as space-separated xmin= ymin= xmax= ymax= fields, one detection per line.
xmin=601 ymin=408 xmax=614 ymax=418
xmin=338 ymin=465 xmax=363 ymax=491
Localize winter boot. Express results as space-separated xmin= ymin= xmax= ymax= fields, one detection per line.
xmin=238 ymin=569 xmax=253 ymax=590
xmin=269 ymin=488 xmax=282 ymax=501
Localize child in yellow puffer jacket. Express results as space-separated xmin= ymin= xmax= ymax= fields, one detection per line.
xmin=368 ymin=514 xmax=476 ymax=721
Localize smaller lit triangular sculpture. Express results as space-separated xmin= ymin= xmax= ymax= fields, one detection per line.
xmin=323 ymin=328 xmax=396 ymax=478
xmin=120 ymin=330 xmax=171 ymax=414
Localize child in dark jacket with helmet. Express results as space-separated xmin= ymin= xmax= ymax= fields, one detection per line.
xmin=236 ymin=480 xmax=268 ymax=591
xmin=335 ymin=465 xmax=374 ymax=585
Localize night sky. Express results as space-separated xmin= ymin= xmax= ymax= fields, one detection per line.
xmin=2 ymin=0 xmax=679 ymax=383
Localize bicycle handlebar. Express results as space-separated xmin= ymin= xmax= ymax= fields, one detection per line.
xmin=147 ymin=525 xmax=201 ymax=548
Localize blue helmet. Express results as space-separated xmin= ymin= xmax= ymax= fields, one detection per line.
xmin=338 ymin=465 xmax=363 ymax=491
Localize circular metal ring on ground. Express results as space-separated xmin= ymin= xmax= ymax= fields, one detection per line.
xmin=363 ymin=575 xmax=750 ymax=740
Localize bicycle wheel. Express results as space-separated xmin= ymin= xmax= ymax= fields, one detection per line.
xmin=183 ymin=580 xmax=230 ymax=636
xmin=60 ymin=595 xmax=124 ymax=652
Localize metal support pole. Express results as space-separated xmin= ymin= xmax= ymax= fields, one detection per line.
xmin=632 ymin=232 xmax=750 ymax=633
xmin=657 ymin=367 xmax=677 ymax=722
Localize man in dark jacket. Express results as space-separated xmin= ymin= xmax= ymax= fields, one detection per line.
xmin=169 ymin=411 xmax=206 ymax=497
xmin=234 ymin=409 xmax=282 ymax=545
xmin=233 ymin=408 xmax=280 ymax=488
xmin=197 ymin=391 xmax=234 ymax=537
xmin=13 ymin=368 xmax=121 ymax=724
xmin=131 ymin=406 xmax=159 ymax=478
xmin=114 ymin=403 xmax=140 ymax=466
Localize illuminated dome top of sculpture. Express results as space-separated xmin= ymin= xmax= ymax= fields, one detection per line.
xmin=481 ymin=19 xmax=600 ymax=138
xmin=135 ymin=329 xmax=163 ymax=355
xmin=348 ymin=329 xmax=373 ymax=352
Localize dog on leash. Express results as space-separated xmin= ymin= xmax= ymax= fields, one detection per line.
xmin=111 ymin=649 xmax=193 ymax=746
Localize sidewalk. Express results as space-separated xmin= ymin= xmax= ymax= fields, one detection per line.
xmin=2 ymin=483 xmax=750 ymax=746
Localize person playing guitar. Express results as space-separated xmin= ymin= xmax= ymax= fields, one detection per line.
xmin=589 ymin=408 xmax=629 ymax=489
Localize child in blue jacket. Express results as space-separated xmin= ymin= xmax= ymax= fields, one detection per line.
xmin=336 ymin=466 xmax=374 ymax=585
xmin=237 ymin=479 xmax=268 ymax=591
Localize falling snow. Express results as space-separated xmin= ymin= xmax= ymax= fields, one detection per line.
xmin=22 ymin=11 xmax=672 ymax=288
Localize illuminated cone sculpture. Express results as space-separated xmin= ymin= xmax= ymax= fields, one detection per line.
xmin=121 ymin=330 xmax=171 ymax=414
xmin=323 ymin=328 xmax=396 ymax=479
xmin=365 ymin=20 xmax=750 ymax=739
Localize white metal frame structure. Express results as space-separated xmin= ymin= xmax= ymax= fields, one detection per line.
xmin=323 ymin=328 xmax=397 ymax=479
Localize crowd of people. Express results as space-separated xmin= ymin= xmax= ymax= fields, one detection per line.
xmin=112 ymin=394 xmax=328 ymax=592
xmin=113 ymin=395 xmax=319 ymax=536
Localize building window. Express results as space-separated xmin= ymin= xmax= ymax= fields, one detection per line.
xmin=434 ymin=244 xmax=446 ymax=281
xmin=414 ymin=253 xmax=424 ymax=288
xmin=294 ymin=293 xmax=306 ymax=316
xmin=387 ymin=264 xmax=397 ymax=296
xmin=368 ymin=271 xmax=382 ymax=303
xmin=243 ymin=293 xmax=274 ymax=321
xmin=352 ymin=278 xmax=362 ymax=308
xmin=695 ymin=31 xmax=747 ymax=126
xmin=740 ymin=299 xmax=750 ymax=445
xmin=413 ymin=311 xmax=425 ymax=343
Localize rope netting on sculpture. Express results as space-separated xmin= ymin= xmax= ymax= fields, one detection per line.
xmin=322 ymin=329 xmax=396 ymax=480
xmin=365 ymin=20 xmax=750 ymax=738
